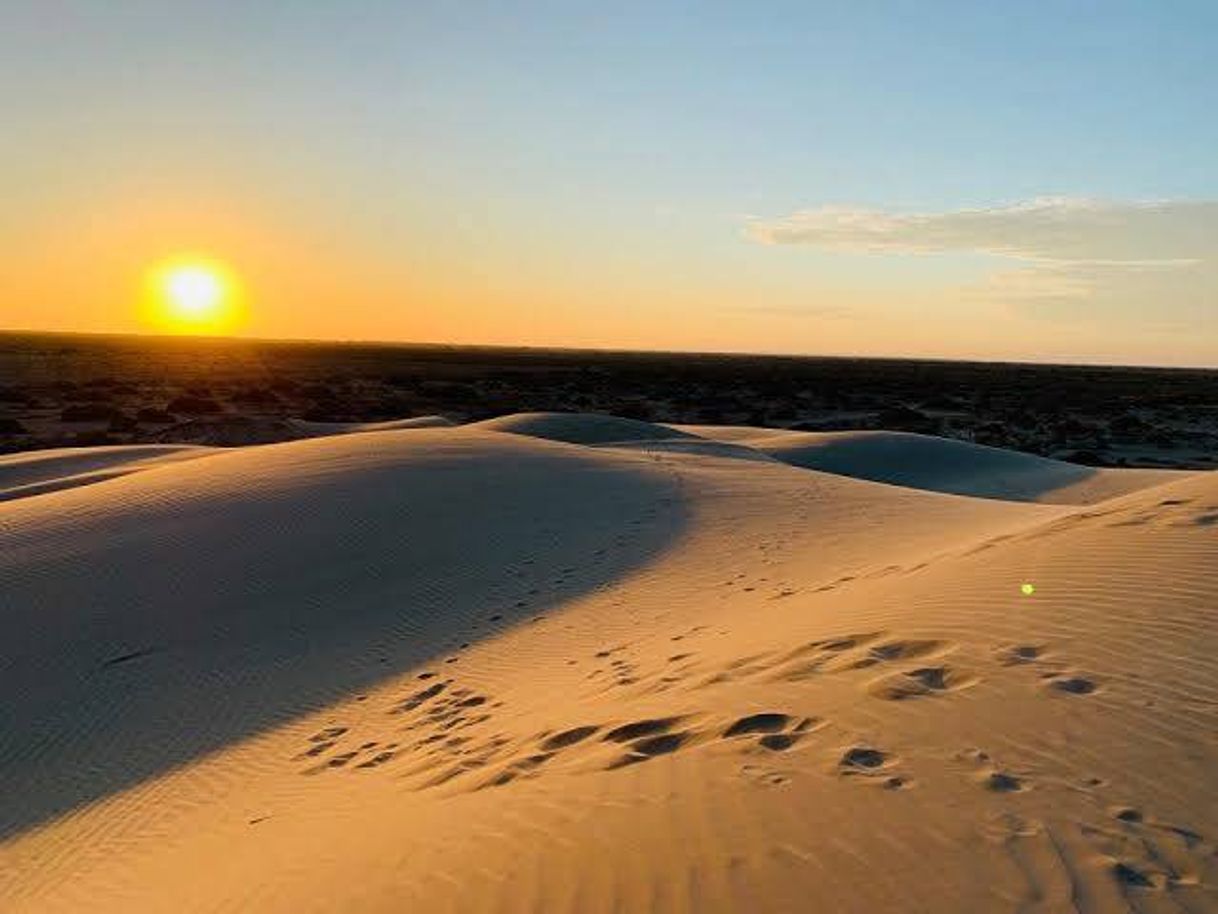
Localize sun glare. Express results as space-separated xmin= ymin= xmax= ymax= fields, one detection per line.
xmin=167 ymin=266 xmax=222 ymax=318
xmin=144 ymin=257 xmax=242 ymax=333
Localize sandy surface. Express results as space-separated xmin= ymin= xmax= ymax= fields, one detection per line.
xmin=675 ymin=425 xmax=1189 ymax=504
xmin=1 ymin=415 xmax=1215 ymax=912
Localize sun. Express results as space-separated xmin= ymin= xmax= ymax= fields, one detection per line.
xmin=144 ymin=256 xmax=243 ymax=333
xmin=166 ymin=266 xmax=223 ymax=319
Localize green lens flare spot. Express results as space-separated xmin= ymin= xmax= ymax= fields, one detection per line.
xmin=1020 ymin=583 xmax=1035 ymax=596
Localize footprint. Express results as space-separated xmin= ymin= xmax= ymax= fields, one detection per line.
xmin=298 ymin=740 xmax=335 ymax=759
xmin=984 ymin=771 xmax=1027 ymax=793
xmin=1045 ymin=674 xmax=1097 ymax=695
xmin=808 ymin=632 xmax=882 ymax=654
xmin=312 ymin=751 xmax=358 ymax=772
xmin=758 ymin=733 xmax=802 ymax=751
xmin=474 ymin=751 xmax=557 ymax=790
xmin=608 ymin=731 xmax=693 ymax=769
xmin=356 ymin=750 xmax=397 ymax=769
xmin=310 ymin=726 xmax=348 ymax=742
xmin=723 ymin=713 xmax=820 ymax=752
xmin=723 ymin=713 xmax=791 ymax=738
xmin=1112 ymin=861 xmax=1160 ymax=889
xmin=849 ymin=639 xmax=946 ymax=670
xmin=838 ymin=746 xmax=890 ymax=773
xmin=1082 ymin=818 xmax=1211 ymax=894
xmin=869 ymin=665 xmax=976 ymax=701
xmin=768 ymin=632 xmax=883 ymax=681
xmin=603 ymin=717 xmax=682 ymax=743
xmin=393 ymin=681 xmax=447 ymax=713
xmin=740 ymin=763 xmax=791 ymax=787
xmin=540 ymin=725 xmax=600 ymax=751
xmin=996 ymin=644 xmax=1043 ymax=666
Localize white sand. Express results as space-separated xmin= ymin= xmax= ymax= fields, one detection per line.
xmin=1 ymin=416 xmax=1215 ymax=912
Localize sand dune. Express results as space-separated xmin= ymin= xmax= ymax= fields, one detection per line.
xmin=0 ymin=444 xmax=214 ymax=503
xmin=473 ymin=411 xmax=698 ymax=445
xmin=146 ymin=413 xmax=453 ymax=445
xmin=1 ymin=418 xmax=1214 ymax=912
xmin=676 ymin=425 xmax=1186 ymax=504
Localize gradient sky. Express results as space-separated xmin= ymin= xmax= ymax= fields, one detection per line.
xmin=3 ymin=1 xmax=1216 ymax=365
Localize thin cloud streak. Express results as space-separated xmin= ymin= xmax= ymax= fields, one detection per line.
xmin=749 ymin=198 xmax=1218 ymax=262
xmin=749 ymin=198 xmax=1218 ymax=323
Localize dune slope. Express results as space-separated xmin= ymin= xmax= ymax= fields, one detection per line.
xmin=0 ymin=427 xmax=685 ymax=843
xmin=1 ymin=421 xmax=1215 ymax=913
xmin=0 ymin=444 xmax=214 ymax=502
xmin=677 ymin=425 xmax=1187 ymax=504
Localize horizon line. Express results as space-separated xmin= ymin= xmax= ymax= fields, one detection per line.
xmin=1 ymin=325 xmax=1215 ymax=374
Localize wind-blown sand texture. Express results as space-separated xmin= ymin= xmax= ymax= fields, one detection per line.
xmin=1 ymin=413 xmax=1215 ymax=912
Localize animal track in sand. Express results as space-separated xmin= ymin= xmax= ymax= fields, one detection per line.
xmin=586 ymin=645 xmax=644 ymax=688
xmin=297 ymin=741 xmax=335 ymax=759
xmin=310 ymin=726 xmax=348 ymax=742
xmin=391 ymin=681 xmax=447 ymax=713
xmin=294 ymin=672 xmax=505 ymax=780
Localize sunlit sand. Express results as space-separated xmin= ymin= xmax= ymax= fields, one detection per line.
xmin=2 ymin=413 xmax=1215 ymax=911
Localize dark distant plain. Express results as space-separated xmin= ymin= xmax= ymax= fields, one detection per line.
xmin=2 ymin=330 xmax=1216 ymax=469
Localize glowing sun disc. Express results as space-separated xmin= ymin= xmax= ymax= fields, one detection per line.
xmin=144 ymin=256 xmax=242 ymax=333
xmin=165 ymin=266 xmax=223 ymax=318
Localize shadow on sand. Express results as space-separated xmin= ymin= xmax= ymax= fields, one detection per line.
xmin=0 ymin=430 xmax=690 ymax=840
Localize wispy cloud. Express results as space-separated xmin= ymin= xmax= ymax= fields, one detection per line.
xmin=749 ymin=198 xmax=1216 ymax=262
xmin=749 ymin=198 xmax=1218 ymax=324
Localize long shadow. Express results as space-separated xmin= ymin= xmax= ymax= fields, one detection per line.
xmin=0 ymin=430 xmax=690 ymax=840
xmin=760 ymin=431 xmax=1104 ymax=502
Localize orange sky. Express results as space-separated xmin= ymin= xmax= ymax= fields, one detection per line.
xmin=3 ymin=4 xmax=1215 ymax=367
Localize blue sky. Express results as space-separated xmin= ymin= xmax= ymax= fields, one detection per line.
xmin=3 ymin=1 xmax=1216 ymax=364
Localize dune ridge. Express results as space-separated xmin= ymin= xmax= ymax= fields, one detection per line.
xmin=1 ymin=414 xmax=1214 ymax=912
